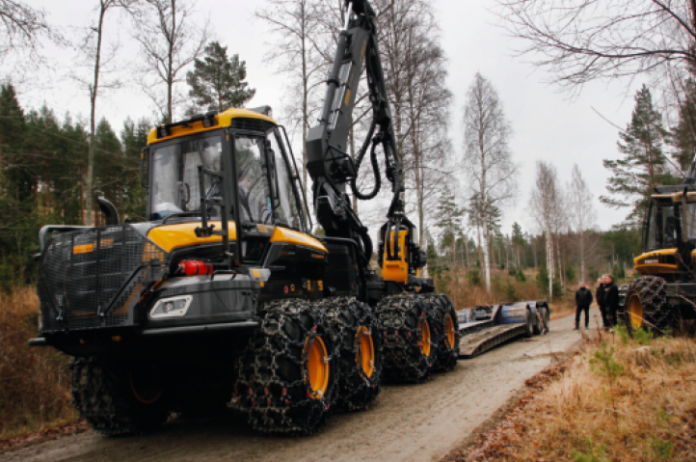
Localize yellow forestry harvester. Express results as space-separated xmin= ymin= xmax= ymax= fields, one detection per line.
xmin=29 ymin=0 xmax=460 ymax=436
xmin=621 ymin=157 xmax=696 ymax=334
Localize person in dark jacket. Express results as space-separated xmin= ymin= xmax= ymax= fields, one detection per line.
xmin=596 ymin=276 xmax=607 ymax=327
xmin=575 ymin=282 xmax=593 ymax=329
xmin=604 ymin=275 xmax=620 ymax=328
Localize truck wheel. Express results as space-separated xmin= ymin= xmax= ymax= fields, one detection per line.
xmin=376 ymin=294 xmax=434 ymax=383
xmin=419 ymin=294 xmax=460 ymax=372
xmin=236 ymin=299 xmax=338 ymax=435
xmin=70 ymin=357 xmax=170 ymax=436
xmin=624 ymin=276 xmax=672 ymax=335
xmin=320 ymin=297 xmax=382 ymax=412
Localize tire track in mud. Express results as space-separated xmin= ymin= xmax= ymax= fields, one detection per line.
xmin=3 ymin=310 xmax=591 ymax=462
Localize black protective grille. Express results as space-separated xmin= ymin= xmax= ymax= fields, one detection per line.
xmin=37 ymin=225 xmax=167 ymax=332
xmin=231 ymin=118 xmax=275 ymax=133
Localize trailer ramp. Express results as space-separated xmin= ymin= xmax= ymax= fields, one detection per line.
xmin=458 ymin=323 xmax=528 ymax=358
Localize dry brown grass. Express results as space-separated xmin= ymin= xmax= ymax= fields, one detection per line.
xmin=454 ymin=330 xmax=696 ymax=461
xmin=0 ymin=287 xmax=77 ymax=438
xmin=442 ymin=268 xmax=576 ymax=320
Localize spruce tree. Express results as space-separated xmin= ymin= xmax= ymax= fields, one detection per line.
xmin=600 ymin=84 xmax=676 ymax=223
xmin=186 ymin=42 xmax=256 ymax=115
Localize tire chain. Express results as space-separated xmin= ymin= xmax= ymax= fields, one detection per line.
xmin=234 ymin=299 xmax=339 ymax=435
xmin=319 ymin=297 xmax=383 ymax=412
xmin=416 ymin=294 xmax=460 ymax=372
xmin=626 ymin=276 xmax=673 ymax=333
xmin=375 ymin=294 xmax=434 ymax=383
xmin=70 ymin=357 xmax=170 ymax=436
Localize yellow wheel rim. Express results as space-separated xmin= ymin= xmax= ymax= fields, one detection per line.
xmin=304 ymin=336 xmax=329 ymax=400
xmin=356 ymin=326 xmax=375 ymax=378
xmin=444 ymin=313 xmax=456 ymax=350
xmin=419 ymin=319 xmax=431 ymax=357
xmin=628 ymin=294 xmax=643 ymax=330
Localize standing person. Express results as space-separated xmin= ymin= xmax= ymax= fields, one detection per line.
xmin=596 ymin=276 xmax=607 ymax=328
xmin=575 ymin=282 xmax=593 ymax=330
xmin=604 ymin=274 xmax=620 ymax=328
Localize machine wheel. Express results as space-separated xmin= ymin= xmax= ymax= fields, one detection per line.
xmin=419 ymin=294 xmax=460 ymax=372
xmin=236 ymin=299 xmax=339 ymax=435
xmin=320 ymin=297 xmax=382 ymax=412
xmin=623 ymin=276 xmax=672 ymax=334
xmin=70 ymin=357 xmax=170 ymax=436
xmin=375 ymin=294 xmax=434 ymax=383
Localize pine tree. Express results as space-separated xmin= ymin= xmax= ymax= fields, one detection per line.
xmin=435 ymin=186 xmax=464 ymax=304
xmin=671 ymin=77 xmax=696 ymax=172
xmin=120 ymin=118 xmax=150 ymax=222
xmin=600 ymin=84 xmax=676 ymax=223
xmin=186 ymin=41 xmax=256 ymax=115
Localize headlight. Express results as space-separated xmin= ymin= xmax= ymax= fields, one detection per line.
xmin=149 ymin=295 xmax=193 ymax=319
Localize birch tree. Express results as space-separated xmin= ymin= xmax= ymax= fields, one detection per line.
xmin=567 ymin=164 xmax=596 ymax=283
xmin=256 ymin=0 xmax=326 ymax=195
xmin=133 ymin=0 xmax=209 ymax=123
xmin=462 ymin=73 xmax=517 ymax=291
xmin=495 ymin=0 xmax=696 ymax=89
xmin=77 ymin=0 xmax=138 ymax=225
xmin=530 ymin=161 xmax=562 ymax=298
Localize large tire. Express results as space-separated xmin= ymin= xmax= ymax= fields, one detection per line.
xmin=236 ymin=299 xmax=339 ymax=435
xmin=623 ymin=276 xmax=673 ymax=335
xmin=70 ymin=357 xmax=170 ymax=436
xmin=376 ymin=294 xmax=435 ymax=383
xmin=418 ymin=294 xmax=460 ymax=372
xmin=320 ymin=297 xmax=382 ymax=412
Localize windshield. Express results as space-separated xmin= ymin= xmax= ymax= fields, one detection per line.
xmin=150 ymin=135 xmax=222 ymax=219
xmin=236 ymin=136 xmax=272 ymax=224
xmin=267 ymin=128 xmax=309 ymax=231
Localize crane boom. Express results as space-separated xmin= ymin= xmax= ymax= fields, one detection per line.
xmin=306 ymin=0 xmax=417 ymax=279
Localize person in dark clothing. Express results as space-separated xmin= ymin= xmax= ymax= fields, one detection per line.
xmin=575 ymin=282 xmax=593 ymax=329
xmin=604 ymin=275 xmax=620 ymax=328
xmin=596 ymin=276 xmax=607 ymax=327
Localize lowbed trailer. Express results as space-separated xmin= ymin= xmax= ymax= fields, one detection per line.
xmin=456 ymin=301 xmax=551 ymax=359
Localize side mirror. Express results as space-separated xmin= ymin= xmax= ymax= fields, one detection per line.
xmin=141 ymin=148 xmax=149 ymax=188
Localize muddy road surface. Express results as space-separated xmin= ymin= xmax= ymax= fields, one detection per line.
xmin=5 ymin=310 xmax=592 ymax=462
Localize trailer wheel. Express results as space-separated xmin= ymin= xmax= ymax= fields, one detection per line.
xmin=320 ymin=297 xmax=382 ymax=412
xmin=623 ymin=276 xmax=672 ymax=335
xmin=70 ymin=357 xmax=170 ymax=436
xmin=236 ymin=299 xmax=339 ymax=435
xmin=524 ymin=309 xmax=535 ymax=338
xmin=376 ymin=294 xmax=434 ymax=383
xmin=419 ymin=294 xmax=460 ymax=372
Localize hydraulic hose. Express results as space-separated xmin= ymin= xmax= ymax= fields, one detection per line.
xmin=350 ymin=120 xmax=382 ymax=200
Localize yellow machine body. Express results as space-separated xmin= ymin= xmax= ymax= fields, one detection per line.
xmin=382 ymin=229 xmax=409 ymax=283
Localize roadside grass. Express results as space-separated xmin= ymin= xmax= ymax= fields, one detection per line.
xmin=0 ymin=287 xmax=77 ymax=439
xmin=453 ymin=327 xmax=696 ymax=461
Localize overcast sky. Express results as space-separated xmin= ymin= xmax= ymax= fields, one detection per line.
xmin=14 ymin=0 xmax=644 ymax=237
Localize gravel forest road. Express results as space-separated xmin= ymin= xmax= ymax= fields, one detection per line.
xmin=5 ymin=310 xmax=593 ymax=462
